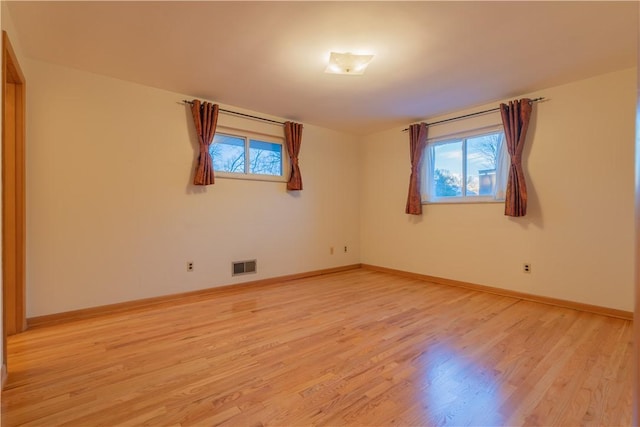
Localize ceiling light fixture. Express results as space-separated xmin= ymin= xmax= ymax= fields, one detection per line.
xmin=325 ymin=52 xmax=374 ymax=75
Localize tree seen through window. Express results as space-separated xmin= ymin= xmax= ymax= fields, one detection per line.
xmin=210 ymin=133 xmax=283 ymax=177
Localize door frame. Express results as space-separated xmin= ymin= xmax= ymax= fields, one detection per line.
xmin=2 ymin=30 xmax=26 ymax=385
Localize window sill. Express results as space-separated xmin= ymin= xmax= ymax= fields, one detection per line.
xmin=422 ymin=197 xmax=504 ymax=205
xmin=214 ymin=172 xmax=287 ymax=183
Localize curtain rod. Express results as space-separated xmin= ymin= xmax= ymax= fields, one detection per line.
xmin=182 ymin=100 xmax=285 ymax=125
xmin=402 ymin=97 xmax=544 ymax=132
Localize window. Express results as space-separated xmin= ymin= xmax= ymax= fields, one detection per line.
xmin=210 ymin=129 xmax=287 ymax=181
xmin=422 ymin=128 xmax=508 ymax=203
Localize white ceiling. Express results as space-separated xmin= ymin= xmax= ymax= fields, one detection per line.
xmin=6 ymin=1 xmax=638 ymax=135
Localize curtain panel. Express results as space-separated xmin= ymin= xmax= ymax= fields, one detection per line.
xmin=190 ymin=100 xmax=219 ymax=186
xmin=284 ymin=121 xmax=304 ymax=191
xmin=500 ymin=98 xmax=532 ymax=217
xmin=405 ymin=122 xmax=428 ymax=215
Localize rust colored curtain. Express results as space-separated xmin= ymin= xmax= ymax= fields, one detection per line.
xmin=190 ymin=100 xmax=219 ymax=186
xmin=500 ymin=98 xmax=532 ymax=217
xmin=405 ymin=122 xmax=428 ymax=215
xmin=284 ymin=121 xmax=303 ymax=191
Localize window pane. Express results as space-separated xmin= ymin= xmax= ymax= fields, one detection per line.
xmin=466 ymin=132 xmax=501 ymax=196
xmin=249 ymin=140 xmax=282 ymax=176
xmin=433 ymin=141 xmax=462 ymax=197
xmin=211 ymin=134 xmax=245 ymax=173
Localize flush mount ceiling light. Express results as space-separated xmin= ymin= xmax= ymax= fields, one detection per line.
xmin=324 ymin=52 xmax=374 ymax=75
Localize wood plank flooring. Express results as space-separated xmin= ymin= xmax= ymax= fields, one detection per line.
xmin=1 ymin=269 xmax=633 ymax=426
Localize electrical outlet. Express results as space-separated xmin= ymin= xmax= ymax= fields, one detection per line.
xmin=523 ymin=263 xmax=531 ymax=273
xmin=344 ymin=246 xmax=348 ymax=253
xmin=187 ymin=262 xmax=194 ymax=272
xmin=330 ymin=247 xmax=334 ymax=255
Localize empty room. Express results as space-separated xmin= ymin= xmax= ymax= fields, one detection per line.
xmin=0 ymin=1 xmax=638 ymax=426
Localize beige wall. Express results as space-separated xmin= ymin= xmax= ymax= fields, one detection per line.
xmin=10 ymin=29 xmax=639 ymax=318
xmin=25 ymin=59 xmax=360 ymax=317
xmin=360 ymin=68 xmax=636 ymax=311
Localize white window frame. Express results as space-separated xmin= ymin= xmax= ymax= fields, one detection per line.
xmin=421 ymin=125 xmax=508 ymax=204
xmin=211 ymin=126 xmax=289 ymax=183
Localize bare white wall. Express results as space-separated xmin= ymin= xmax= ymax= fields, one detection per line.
xmin=25 ymin=59 xmax=360 ymax=317
xmin=360 ymin=68 xmax=636 ymax=311
xmin=13 ymin=36 xmax=639 ymax=317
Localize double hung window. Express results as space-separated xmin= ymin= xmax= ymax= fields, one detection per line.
xmin=422 ymin=128 xmax=508 ymax=203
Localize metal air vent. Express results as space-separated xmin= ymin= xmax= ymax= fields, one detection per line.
xmin=232 ymin=260 xmax=257 ymax=276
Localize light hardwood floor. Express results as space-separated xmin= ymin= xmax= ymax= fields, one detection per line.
xmin=1 ymin=269 xmax=633 ymax=426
